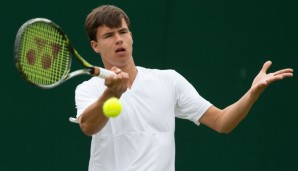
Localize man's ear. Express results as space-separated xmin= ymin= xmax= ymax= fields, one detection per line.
xmin=91 ymin=40 xmax=100 ymax=53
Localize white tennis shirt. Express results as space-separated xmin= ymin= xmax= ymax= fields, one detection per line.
xmin=75 ymin=66 xmax=212 ymax=171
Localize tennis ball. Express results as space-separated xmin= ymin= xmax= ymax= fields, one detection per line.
xmin=103 ymin=97 xmax=122 ymax=118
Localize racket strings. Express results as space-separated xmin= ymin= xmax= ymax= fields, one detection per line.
xmin=18 ymin=22 xmax=70 ymax=86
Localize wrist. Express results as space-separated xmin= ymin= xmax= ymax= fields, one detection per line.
xmin=247 ymin=87 xmax=263 ymax=102
xmin=103 ymin=88 xmax=122 ymax=99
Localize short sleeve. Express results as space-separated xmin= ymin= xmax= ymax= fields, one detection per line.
xmin=173 ymin=72 xmax=212 ymax=125
xmin=75 ymin=77 xmax=105 ymax=118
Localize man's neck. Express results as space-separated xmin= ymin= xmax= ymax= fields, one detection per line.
xmin=121 ymin=60 xmax=137 ymax=89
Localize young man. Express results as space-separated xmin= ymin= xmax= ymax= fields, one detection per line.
xmin=75 ymin=5 xmax=293 ymax=171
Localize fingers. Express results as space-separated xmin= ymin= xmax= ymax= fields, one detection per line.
xmin=252 ymin=61 xmax=293 ymax=89
xmin=261 ymin=61 xmax=294 ymax=78
xmin=274 ymin=68 xmax=294 ymax=76
xmin=270 ymin=68 xmax=293 ymax=82
xmin=266 ymin=68 xmax=293 ymax=84
xmin=111 ymin=66 xmax=122 ymax=74
xmin=261 ymin=60 xmax=272 ymax=73
xmin=104 ymin=67 xmax=129 ymax=97
xmin=109 ymin=67 xmax=129 ymax=80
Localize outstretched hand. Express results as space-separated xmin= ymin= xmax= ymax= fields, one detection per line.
xmin=251 ymin=61 xmax=293 ymax=96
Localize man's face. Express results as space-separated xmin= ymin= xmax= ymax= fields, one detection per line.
xmin=91 ymin=18 xmax=133 ymax=69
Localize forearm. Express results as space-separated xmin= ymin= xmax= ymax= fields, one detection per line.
xmin=79 ymin=89 xmax=119 ymax=136
xmin=218 ymin=88 xmax=260 ymax=133
xmin=201 ymin=61 xmax=293 ymax=133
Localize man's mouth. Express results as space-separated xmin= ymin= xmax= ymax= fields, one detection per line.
xmin=115 ymin=47 xmax=126 ymax=53
xmin=115 ymin=47 xmax=127 ymax=56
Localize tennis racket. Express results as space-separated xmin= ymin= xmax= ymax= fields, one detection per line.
xmin=15 ymin=18 xmax=116 ymax=123
xmin=14 ymin=18 xmax=115 ymax=89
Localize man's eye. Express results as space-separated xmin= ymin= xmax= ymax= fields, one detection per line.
xmin=120 ymin=30 xmax=128 ymax=34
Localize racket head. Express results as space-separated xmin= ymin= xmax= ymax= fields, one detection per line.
xmin=15 ymin=18 xmax=73 ymax=88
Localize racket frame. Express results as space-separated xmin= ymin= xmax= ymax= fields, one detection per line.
xmin=14 ymin=18 xmax=114 ymax=89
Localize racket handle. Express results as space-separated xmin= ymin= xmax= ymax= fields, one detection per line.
xmin=93 ymin=67 xmax=116 ymax=79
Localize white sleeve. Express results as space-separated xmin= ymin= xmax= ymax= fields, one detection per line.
xmin=75 ymin=78 xmax=105 ymax=118
xmin=173 ymin=71 xmax=212 ymax=125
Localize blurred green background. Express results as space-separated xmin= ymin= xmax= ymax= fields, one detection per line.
xmin=1 ymin=0 xmax=297 ymax=170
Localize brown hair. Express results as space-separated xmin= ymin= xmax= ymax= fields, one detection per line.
xmin=85 ymin=5 xmax=130 ymax=41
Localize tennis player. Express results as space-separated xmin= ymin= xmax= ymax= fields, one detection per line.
xmin=75 ymin=5 xmax=293 ymax=171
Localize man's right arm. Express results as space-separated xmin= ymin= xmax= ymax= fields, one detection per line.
xmin=78 ymin=68 xmax=129 ymax=136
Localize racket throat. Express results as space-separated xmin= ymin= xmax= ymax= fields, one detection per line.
xmin=68 ymin=68 xmax=93 ymax=80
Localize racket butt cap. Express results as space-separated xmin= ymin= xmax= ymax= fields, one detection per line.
xmin=69 ymin=117 xmax=79 ymax=124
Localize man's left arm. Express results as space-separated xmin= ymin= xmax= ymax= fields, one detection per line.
xmin=199 ymin=61 xmax=293 ymax=133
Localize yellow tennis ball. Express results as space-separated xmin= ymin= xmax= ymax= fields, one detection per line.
xmin=103 ymin=97 xmax=122 ymax=118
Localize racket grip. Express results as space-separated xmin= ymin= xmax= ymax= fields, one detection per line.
xmin=92 ymin=67 xmax=116 ymax=79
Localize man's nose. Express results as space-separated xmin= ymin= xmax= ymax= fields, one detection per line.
xmin=115 ymin=33 xmax=123 ymax=44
